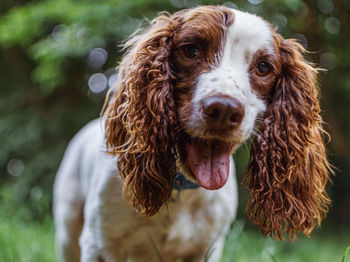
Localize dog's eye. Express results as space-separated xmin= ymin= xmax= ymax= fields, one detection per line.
xmin=256 ymin=62 xmax=271 ymax=76
xmin=182 ymin=44 xmax=200 ymax=59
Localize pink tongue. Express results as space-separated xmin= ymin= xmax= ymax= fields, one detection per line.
xmin=185 ymin=139 xmax=231 ymax=190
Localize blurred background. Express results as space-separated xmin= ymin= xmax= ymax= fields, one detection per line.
xmin=0 ymin=0 xmax=349 ymax=261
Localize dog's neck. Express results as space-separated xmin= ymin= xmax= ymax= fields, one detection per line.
xmin=171 ymin=173 xmax=200 ymax=202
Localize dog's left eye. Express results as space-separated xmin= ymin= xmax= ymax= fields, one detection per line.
xmin=256 ymin=62 xmax=271 ymax=76
xmin=182 ymin=44 xmax=200 ymax=59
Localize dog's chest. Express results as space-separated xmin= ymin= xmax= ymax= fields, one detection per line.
xmin=132 ymin=190 xmax=228 ymax=260
xmin=100 ymin=187 xmax=232 ymax=261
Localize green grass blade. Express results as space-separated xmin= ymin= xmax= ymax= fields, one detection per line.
xmin=342 ymin=244 xmax=350 ymax=262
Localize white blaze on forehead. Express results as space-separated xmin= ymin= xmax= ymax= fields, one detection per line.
xmin=222 ymin=9 xmax=274 ymax=66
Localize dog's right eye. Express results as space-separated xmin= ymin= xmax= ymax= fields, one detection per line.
xmin=256 ymin=61 xmax=272 ymax=76
xmin=182 ymin=44 xmax=200 ymax=59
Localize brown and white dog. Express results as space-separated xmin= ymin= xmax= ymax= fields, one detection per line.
xmin=53 ymin=5 xmax=331 ymax=262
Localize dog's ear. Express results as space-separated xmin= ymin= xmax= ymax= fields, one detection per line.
xmin=103 ymin=14 xmax=180 ymax=216
xmin=244 ymin=34 xmax=332 ymax=241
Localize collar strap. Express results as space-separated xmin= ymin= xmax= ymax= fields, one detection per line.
xmin=173 ymin=173 xmax=200 ymax=191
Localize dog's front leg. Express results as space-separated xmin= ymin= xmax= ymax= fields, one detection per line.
xmin=80 ymin=224 xmax=103 ymax=262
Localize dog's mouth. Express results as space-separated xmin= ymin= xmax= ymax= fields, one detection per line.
xmin=178 ymin=134 xmax=234 ymax=190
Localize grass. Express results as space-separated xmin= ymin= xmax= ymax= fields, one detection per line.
xmin=0 ymin=216 xmax=56 ymax=262
xmin=0 ymin=216 xmax=348 ymax=262
xmin=343 ymin=244 xmax=350 ymax=262
xmin=222 ymin=220 xmax=350 ymax=262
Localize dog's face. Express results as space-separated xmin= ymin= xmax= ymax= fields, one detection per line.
xmin=105 ymin=6 xmax=330 ymax=240
xmin=171 ymin=7 xmax=277 ymax=190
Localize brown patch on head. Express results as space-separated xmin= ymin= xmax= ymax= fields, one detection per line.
xmin=248 ymin=48 xmax=279 ymax=99
xmin=171 ymin=6 xmax=234 ymax=126
xmin=172 ymin=6 xmax=234 ymax=76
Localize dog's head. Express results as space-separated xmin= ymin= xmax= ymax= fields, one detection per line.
xmin=104 ymin=6 xmax=331 ymax=240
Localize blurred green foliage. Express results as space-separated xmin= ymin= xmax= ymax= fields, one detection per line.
xmin=0 ymin=215 xmax=56 ymax=261
xmin=0 ymin=0 xmax=349 ymax=234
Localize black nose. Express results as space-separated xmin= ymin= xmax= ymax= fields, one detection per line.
xmin=202 ymin=96 xmax=244 ymax=129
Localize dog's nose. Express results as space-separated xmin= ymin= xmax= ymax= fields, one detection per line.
xmin=202 ymin=96 xmax=244 ymax=129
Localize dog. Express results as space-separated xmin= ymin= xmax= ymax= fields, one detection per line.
xmin=53 ymin=5 xmax=331 ymax=262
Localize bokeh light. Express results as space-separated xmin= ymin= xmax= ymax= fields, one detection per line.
xmin=324 ymin=17 xmax=341 ymax=34
xmin=87 ymin=48 xmax=108 ymax=70
xmin=88 ymin=73 xmax=108 ymax=94
xmin=248 ymin=0 xmax=264 ymax=5
xmin=317 ymin=0 xmax=334 ymax=14
xmin=51 ymin=24 xmax=69 ymax=41
xmin=30 ymin=186 xmax=43 ymax=201
xmin=272 ymin=14 xmax=288 ymax=29
xmin=7 ymin=159 xmax=24 ymax=177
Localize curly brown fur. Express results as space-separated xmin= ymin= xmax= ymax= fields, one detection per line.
xmin=103 ymin=14 xmax=180 ymax=216
xmin=243 ymin=34 xmax=331 ymax=241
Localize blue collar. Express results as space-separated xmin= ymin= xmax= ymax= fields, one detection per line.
xmin=171 ymin=173 xmax=200 ymax=202
xmin=173 ymin=173 xmax=200 ymax=191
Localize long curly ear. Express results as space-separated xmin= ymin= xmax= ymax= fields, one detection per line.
xmin=244 ymin=35 xmax=332 ymax=241
xmin=103 ymin=14 xmax=179 ymax=216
